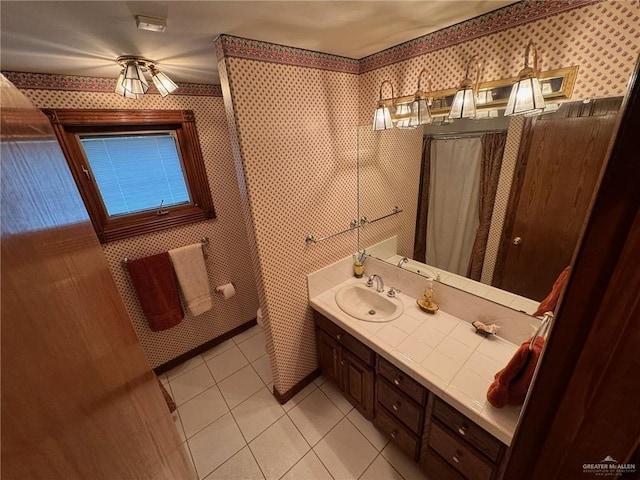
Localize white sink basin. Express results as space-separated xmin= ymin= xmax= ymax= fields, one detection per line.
xmin=335 ymin=284 xmax=404 ymax=322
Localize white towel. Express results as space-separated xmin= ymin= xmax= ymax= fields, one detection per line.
xmin=168 ymin=244 xmax=213 ymax=316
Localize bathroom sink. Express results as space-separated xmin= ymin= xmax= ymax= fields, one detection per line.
xmin=335 ymin=284 xmax=404 ymax=322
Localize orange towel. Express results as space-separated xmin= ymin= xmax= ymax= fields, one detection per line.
xmin=533 ymin=266 xmax=570 ymax=316
xmin=126 ymin=252 xmax=184 ymax=331
xmin=487 ymin=337 xmax=544 ymax=408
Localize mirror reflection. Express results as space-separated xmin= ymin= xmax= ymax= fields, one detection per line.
xmin=358 ymin=97 xmax=622 ymax=316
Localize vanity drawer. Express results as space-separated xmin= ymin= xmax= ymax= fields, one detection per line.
xmin=429 ymin=421 xmax=495 ymax=480
xmin=421 ymin=447 xmax=466 ymax=480
xmin=377 ymin=378 xmax=423 ymax=435
xmin=377 ymin=357 xmax=428 ymax=405
xmin=374 ymin=403 xmax=420 ymax=461
xmin=432 ymin=398 xmax=504 ymax=462
xmin=314 ymin=311 xmax=374 ymax=366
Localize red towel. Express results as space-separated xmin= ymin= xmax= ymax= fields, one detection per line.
xmin=487 ymin=337 xmax=544 ymax=408
xmin=126 ymin=252 xmax=184 ymax=331
xmin=533 ymin=266 xmax=570 ymax=316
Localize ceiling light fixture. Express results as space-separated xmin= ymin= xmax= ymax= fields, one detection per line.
xmin=135 ymin=15 xmax=167 ymax=33
xmin=504 ymin=41 xmax=545 ymax=116
xmin=449 ymin=55 xmax=482 ymax=120
xmin=373 ymin=80 xmax=395 ymax=131
xmin=115 ymin=56 xmax=178 ymax=98
xmin=408 ymin=69 xmax=433 ymax=127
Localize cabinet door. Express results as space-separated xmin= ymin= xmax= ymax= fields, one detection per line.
xmin=342 ymin=349 xmax=374 ymax=419
xmin=317 ymin=329 xmax=342 ymax=388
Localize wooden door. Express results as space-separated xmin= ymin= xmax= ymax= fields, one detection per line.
xmin=316 ymin=329 xmax=342 ymax=388
xmin=0 ymin=76 xmax=195 ymax=479
xmin=493 ymin=98 xmax=621 ymax=301
xmin=341 ymin=349 xmax=374 ymax=419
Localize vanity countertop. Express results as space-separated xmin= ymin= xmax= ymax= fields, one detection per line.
xmin=309 ymin=276 xmax=523 ymax=446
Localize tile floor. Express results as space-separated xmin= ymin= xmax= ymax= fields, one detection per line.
xmin=159 ymin=324 xmax=430 ymax=480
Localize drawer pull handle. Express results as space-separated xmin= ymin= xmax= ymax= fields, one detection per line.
xmin=393 ymin=376 xmax=402 ymax=386
xmin=458 ymin=426 xmax=467 ymax=436
xmin=340 ymin=360 xmax=345 ymax=366
xmin=336 ymin=334 xmax=342 ymax=341
xmin=392 ymin=402 xmax=400 ymax=411
xmin=452 ymin=451 xmax=462 ymax=464
xmin=390 ymin=431 xmax=398 ymax=439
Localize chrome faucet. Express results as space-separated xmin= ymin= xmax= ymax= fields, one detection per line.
xmin=366 ymin=274 xmax=384 ymax=293
xmin=397 ymin=257 xmax=409 ymax=268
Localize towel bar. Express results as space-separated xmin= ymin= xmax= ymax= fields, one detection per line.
xmin=121 ymin=237 xmax=209 ymax=267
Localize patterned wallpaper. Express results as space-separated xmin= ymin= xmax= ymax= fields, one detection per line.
xmin=14 ymin=85 xmax=259 ymax=368
xmin=216 ymin=0 xmax=639 ymax=397
xmin=217 ymin=36 xmax=360 ymax=394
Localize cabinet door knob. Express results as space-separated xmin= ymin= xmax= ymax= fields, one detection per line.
xmin=392 ymin=402 xmax=400 ymax=411
xmin=336 ymin=334 xmax=342 ymax=341
xmin=340 ymin=360 xmax=345 ymax=366
xmin=390 ymin=431 xmax=398 ymax=439
xmin=458 ymin=425 xmax=467 ymax=436
xmin=393 ymin=376 xmax=402 ymax=386
xmin=452 ymin=451 xmax=462 ymax=464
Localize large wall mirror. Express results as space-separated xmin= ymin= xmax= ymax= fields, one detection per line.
xmin=357 ymin=97 xmax=623 ymax=316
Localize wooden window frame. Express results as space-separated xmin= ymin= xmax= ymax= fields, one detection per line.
xmin=44 ymin=109 xmax=215 ymax=243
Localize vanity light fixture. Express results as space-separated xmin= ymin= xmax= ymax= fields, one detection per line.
xmin=408 ymin=69 xmax=433 ymax=127
xmin=115 ymin=56 xmax=178 ymax=98
xmin=373 ymin=80 xmax=395 ymax=131
xmin=504 ymin=41 xmax=545 ymax=116
xmin=448 ymin=55 xmax=482 ymax=120
xmin=395 ymin=103 xmax=415 ymax=129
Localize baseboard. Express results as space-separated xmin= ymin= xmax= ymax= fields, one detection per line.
xmin=273 ymin=368 xmax=322 ymax=404
xmin=153 ymin=318 xmax=257 ymax=375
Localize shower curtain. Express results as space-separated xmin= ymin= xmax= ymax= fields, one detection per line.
xmin=426 ymin=137 xmax=482 ymax=276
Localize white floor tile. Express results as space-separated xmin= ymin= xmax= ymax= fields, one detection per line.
xmin=420 ymin=350 xmax=463 ymax=384
xmin=205 ymin=446 xmax=264 ymax=480
xmin=232 ymin=387 xmax=285 ymax=442
xmin=233 ymin=324 xmax=263 ymax=344
xmin=206 ymin=346 xmax=249 ymax=383
xmin=218 ymin=365 xmax=264 ymax=410
xmin=381 ymin=442 xmax=429 ymax=480
xmin=360 ymin=454 xmax=403 ymax=480
xmin=188 ymin=412 xmax=246 ymax=479
xmin=166 ymin=355 xmax=205 ymax=381
xmin=170 ymin=363 xmax=216 ymax=406
xmin=251 ymin=354 xmax=273 ymax=385
xmin=320 ymin=381 xmax=354 ymax=415
xmin=202 ymin=339 xmax=236 ymax=361
xmin=249 ymin=416 xmax=310 ymax=480
xmin=347 ymin=409 xmax=390 ymax=452
xmin=282 ymin=382 xmax=317 ymax=412
xmin=182 ymin=442 xmax=197 ymax=475
xmin=281 ymin=451 xmax=332 ymax=480
xmin=313 ymin=375 xmax=327 ymax=387
xmin=314 ymin=418 xmax=377 ymax=479
xmin=288 ymin=389 xmax=344 ymax=446
xmin=179 ymin=386 xmax=229 ymax=438
xmin=435 ymin=337 xmax=474 ymax=365
xmin=238 ymin=331 xmax=267 ymax=362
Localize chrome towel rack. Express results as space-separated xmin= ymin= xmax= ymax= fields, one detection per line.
xmin=121 ymin=237 xmax=209 ymax=266
xmin=305 ymin=207 xmax=403 ymax=245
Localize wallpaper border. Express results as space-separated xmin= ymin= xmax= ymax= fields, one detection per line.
xmin=215 ymin=34 xmax=360 ymax=74
xmin=1 ymin=71 xmax=223 ymax=97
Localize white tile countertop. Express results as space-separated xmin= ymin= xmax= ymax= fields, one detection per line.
xmin=309 ymin=276 xmax=523 ymax=446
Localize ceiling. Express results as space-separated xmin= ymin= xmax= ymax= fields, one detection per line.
xmin=0 ymin=1 xmax=516 ymax=84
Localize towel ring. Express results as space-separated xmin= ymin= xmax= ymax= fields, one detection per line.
xmin=529 ymin=311 xmax=553 ymax=351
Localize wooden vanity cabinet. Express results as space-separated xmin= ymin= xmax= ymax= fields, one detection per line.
xmin=420 ymin=398 xmax=507 ymax=480
xmin=374 ymin=357 xmax=428 ymax=461
xmin=314 ymin=311 xmax=374 ymax=419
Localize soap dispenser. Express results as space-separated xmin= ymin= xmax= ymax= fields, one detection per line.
xmin=417 ymin=278 xmax=439 ymax=314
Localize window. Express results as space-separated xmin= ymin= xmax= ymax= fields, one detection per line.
xmin=45 ymin=109 xmax=215 ymax=242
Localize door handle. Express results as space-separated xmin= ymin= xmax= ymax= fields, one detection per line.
xmin=513 ymin=236 xmax=522 ymax=245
